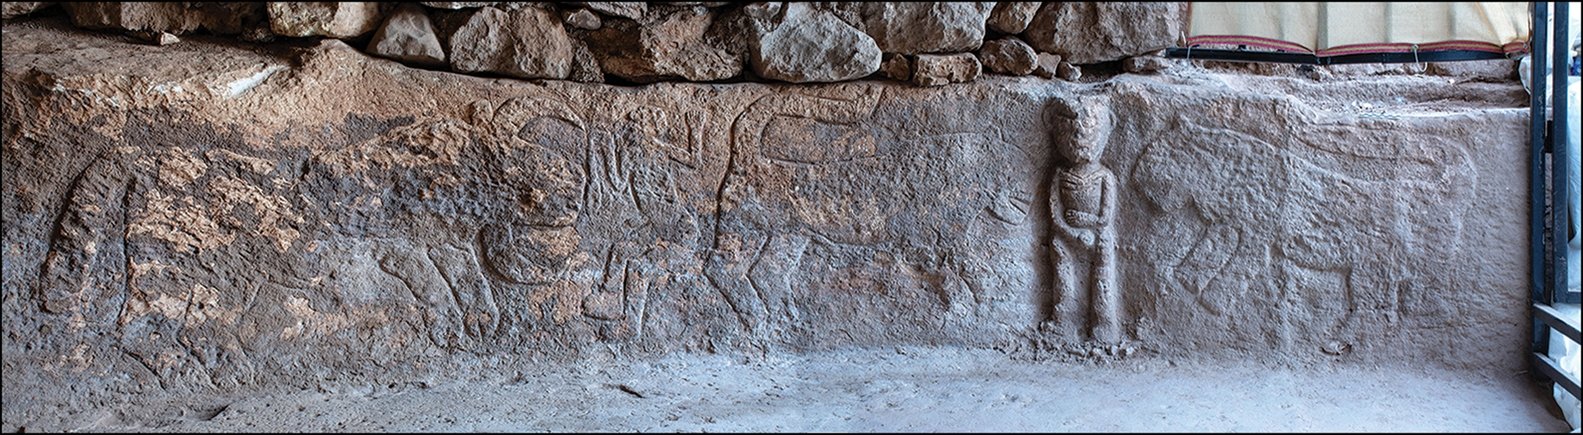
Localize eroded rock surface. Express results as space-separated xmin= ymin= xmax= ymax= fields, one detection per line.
xmin=1024 ymin=2 xmax=1185 ymax=64
xmin=748 ymin=3 xmax=881 ymax=83
xmin=367 ymin=4 xmax=446 ymax=67
xmin=2 ymin=2 xmax=52 ymax=19
xmin=0 ymin=15 xmax=1534 ymax=433
xmin=823 ymin=2 xmax=996 ymax=55
xmin=586 ymin=6 xmax=741 ymax=83
xmin=447 ymin=6 xmax=577 ymax=79
xmin=1033 ymin=52 xmax=1063 ymax=79
xmin=979 ymin=37 xmax=1037 ymax=75
xmin=422 ymin=2 xmax=501 ymax=9
xmin=987 ymin=1 xmax=1039 ymax=35
xmin=912 ymin=52 xmax=981 ymax=86
xmin=267 ymin=2 xmax=382 ymax=38
xmin=64 ymin=2 xmax=265 ymax=35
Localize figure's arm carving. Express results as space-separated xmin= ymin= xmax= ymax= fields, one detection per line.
xmin=1064 ymin=210 xmax=1102 ymax=228
xmin=1099 ymin=169 xmax=1119 ymax=243
xmin=1049 ymin=172 xmax=1085 ymax=245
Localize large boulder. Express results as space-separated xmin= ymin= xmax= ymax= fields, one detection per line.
xmin=821 ymin=2 xmax=996 ymax=55
xmin=978 ymin=37 xmax=1037 ymax=75
xmin=1023 ymin=2 xmax=1185 ymax=64
xmin=586 ymin=7 xmax=741 ymax=83
xmin=367 ymin=4 xmax=446 ymax=67
xmin=267 ymin=2 xmax=383 ymax=38
xmin=446 ymin=6 xmax=576 ymax=80
xmin=986 ymin=2 xmax=1039 ymax=35
xmin=748 ymin=3 xmax=881 ymax=83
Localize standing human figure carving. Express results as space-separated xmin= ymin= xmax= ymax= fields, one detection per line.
xmin=1048 ymin=96 xmax=1121 ymax=345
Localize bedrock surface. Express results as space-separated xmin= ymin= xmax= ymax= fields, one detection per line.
xmin=1 ymin=16 xmax=1533 ymax=429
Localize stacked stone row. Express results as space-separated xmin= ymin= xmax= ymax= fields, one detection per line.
xmin=0 ymin=2 xmax=1184 ymax=86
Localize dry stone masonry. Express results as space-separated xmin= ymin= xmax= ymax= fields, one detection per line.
xmin=3 ymin=1 xmax=1195 ymax=85
xmin=0 ymin=2 xmax=1533 ymax=432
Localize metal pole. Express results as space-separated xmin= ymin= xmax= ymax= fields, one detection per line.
xmin=1530 ymin=1 xmax=1551 ymax=355
xmin=1550 ymin=1 xmax=1572 ymax=307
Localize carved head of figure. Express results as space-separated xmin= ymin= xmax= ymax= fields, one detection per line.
xmin=1049 ymin=95 xmax=1113 ymax=165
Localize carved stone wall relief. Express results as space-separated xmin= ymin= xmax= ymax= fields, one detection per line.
xmin=1129 ymin=109 xmax=1478 ymax=354
xmin=1046 ymin=95 xmax=1122 ymax=346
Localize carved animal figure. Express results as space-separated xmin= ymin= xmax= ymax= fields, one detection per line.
xmin=1131 ymin=115 xmax=1476 ymax=346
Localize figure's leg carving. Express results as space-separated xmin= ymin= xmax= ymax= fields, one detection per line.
xmin=1091 ymin=232 xmax=1121 ymax=344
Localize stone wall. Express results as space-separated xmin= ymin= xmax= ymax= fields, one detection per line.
xmin=2 ymin=2 xmax=1187 ymax=85
xmin=1 ymin=4 xmax=1533 ymax=430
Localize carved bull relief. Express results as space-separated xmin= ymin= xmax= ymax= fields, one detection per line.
xmin=1131 ymin=114 xmax=1476 ymax=351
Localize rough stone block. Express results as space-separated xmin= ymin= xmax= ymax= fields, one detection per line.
xmin=987 ymin=1 xmax=1039 ymax=35
xmin=447 ymin=6 xmax=575 ymax=79
xmin=1 ymin=2 xmax=52 ymax=19
xmin=1024 ymin=2 xmax=1185 ymax=64
xmin=980 ymin=37 xmax=1037 ymax=75
xmin=1033 ymin=51 xmax=1063 ymax=79
xmin=65 ymin=2 xmax=265 ymax=35
xmin=587 ymin=6 xmax=741 ymax=83
xmin=912 ymin=52 xmax=981 ymax=86
xmin=367 ymin=4 xmax=446 ymax=67
xmin=267 ymin=2 xmax=383 ymax=38
xmin=749 ymin=3 xmax=881 ymax=83
xmin=822 ymin=2 xmax=996 ymax=55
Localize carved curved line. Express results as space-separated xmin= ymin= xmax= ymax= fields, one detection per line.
xmin=1173 ymin=224 xmax=1241 ymax=296
xmin=731 ymin=87 xmax=883 ymax=171
xmin=490 ymin=96 xmax=587 ymax=135
xmin=491 ymin=96 xmax=590 ymax=182
xmin=762 ymin=154 xmax=881 ymax=167
xmin=37 ymin=152 xmax=131 ymax=314
xmin=711 ymin=86 xmax=883 ymax=250
xmin=1186 ymin=120 xmax=1473 ymax=185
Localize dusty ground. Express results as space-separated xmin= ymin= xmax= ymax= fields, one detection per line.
xmin=35 ymin=347 xmax=1567 ymax=433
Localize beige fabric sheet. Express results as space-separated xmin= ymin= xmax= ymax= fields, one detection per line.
xmin=1188 ymin=2 xmax=1532 ymax=55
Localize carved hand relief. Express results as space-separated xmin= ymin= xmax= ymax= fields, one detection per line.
xmin=988 ymin=186 xmax=1033 ymax=225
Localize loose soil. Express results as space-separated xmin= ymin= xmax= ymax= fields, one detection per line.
xmin=45 ymin=347 xmax=1570 ymax=433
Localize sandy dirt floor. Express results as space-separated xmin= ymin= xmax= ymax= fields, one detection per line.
xmin=52 ymin=347 xmax=1572 ymax=432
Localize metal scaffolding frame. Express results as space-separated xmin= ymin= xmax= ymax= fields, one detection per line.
xmin=1528 ymin=0 xmax=1580 ymax=404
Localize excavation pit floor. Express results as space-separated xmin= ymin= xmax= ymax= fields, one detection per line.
xmin=50 ymin=347 xmax=1573 ymax=432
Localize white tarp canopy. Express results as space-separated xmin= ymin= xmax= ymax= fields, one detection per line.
xmin=1187 ymin=2 xmax=1532 ymax=56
